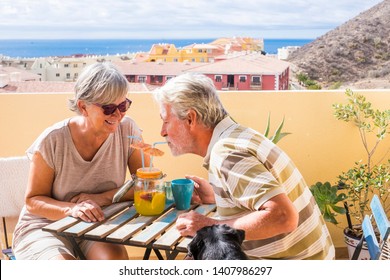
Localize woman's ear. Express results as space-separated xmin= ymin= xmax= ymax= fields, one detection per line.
xmin=78 ymin=100 xmax=88 ymax=116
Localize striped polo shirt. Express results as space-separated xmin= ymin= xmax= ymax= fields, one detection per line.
xmin=204 ymin=117 xmax=335 ymax=260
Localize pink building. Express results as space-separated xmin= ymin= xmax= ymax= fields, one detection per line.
xmin=114 ymin=53 xmax=290 ymax=91
xmin=186 ymin=53 xmax=290 ymax=90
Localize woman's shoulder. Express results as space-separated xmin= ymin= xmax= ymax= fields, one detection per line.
xmin=26 ymin=118 xmax=71 ymax=161
xmin=40 ymin=118 xmax=70 ymax=139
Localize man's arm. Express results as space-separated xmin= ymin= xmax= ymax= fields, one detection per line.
xmin=176 ymin=193 xmax=298 ymax=239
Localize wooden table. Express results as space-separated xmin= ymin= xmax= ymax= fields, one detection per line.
xmin=42 ymin=201 xmax=216 ymax=260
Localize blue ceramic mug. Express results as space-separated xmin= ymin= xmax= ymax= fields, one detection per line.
xmin=171 ymin=178 xmax=194 ymax=210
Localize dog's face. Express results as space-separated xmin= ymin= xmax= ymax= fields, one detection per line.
xmin=187 ymin=224 xmax=248 ymax=260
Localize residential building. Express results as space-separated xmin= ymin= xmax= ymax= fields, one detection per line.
xmin=210 ymin=37 xmax=264 ymax=52
xmin=27 ymin=54 xmax=136 ymax=82
xmin=0 ymin=65 xmax=40 ymax=88
xmin=114 ymin=60 xmax=206 ymax=86
xmin=145 ymin=37 xmax=264 ymax=63
xmin=115 ymin=52 xmax=289 ymax=91
xmin=186 ymin=53 xmax=290 ymax=90
xmin=146 ymin=43 xmax=223 ymax=63
xmin=278 ymin=46 xmax=300 ymax=60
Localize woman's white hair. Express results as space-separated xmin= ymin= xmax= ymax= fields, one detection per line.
xmin=68 ymin=62 xmax=129 ymax=114
xmin=153 ymin=73 xmax=228 ymax=128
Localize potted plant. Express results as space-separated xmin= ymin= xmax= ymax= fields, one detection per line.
xmin=311 ymin=89 xmax=390 ymax=259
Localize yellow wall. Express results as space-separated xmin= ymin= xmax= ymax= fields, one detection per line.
xmin=1 ymin=90 xmax=390 ymax=248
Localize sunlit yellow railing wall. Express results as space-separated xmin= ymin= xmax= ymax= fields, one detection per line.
xmin=1 ymin=89 xmax=390 ymax=248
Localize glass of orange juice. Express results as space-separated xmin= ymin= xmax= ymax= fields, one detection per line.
xmin=133 ymin=167 xmax=166 ymax=215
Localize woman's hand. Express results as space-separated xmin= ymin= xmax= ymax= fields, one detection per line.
xmin=70 ymin=200 xmax=105 ymax=223
xmin=185 ymin=175 xmax=215 ymax=204
xmin=70 ymin=192 xmax=111 ymax=207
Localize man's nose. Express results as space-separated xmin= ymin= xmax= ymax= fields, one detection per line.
xmin=160 ymin=126 xmax=167 ymax=137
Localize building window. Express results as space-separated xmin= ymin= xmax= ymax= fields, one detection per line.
xmin=166 ymin=76 xmax=174 ymax=81
xmin=215 ymin=75 xmax=222 ymax=82
xmin=239 ymin=75 xmax=247 ymax=82
xmin=151 ymin=75 xmax=163 ymax=84
xmin=173 ymin=58 xmax=178 ymax=62
xmin=64 ymin=64 xmax=69 ymax=68
xmin=66 ymin=73 xmax=71 ymax=79
xmin=252 ymin=76 xmax=261 ymax=85
xmin=74 ymin=64 xmax=78 ymax=68
xmin=138 ymin=76 xmax=146 ymax=83
xmin=74 ymin=73 xmax=78 ymax=79
xmin=127 ymin=75 xmax=136 ymax=83
xmin=56 ymin=73 xmax=60 ymax=77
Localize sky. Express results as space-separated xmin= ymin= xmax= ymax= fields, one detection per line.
xmin=0 ymin=0 xmax=384 ymax=40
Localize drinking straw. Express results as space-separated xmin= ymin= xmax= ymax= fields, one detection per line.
xmin=128 ymin=136 xmax=148 ymax=190
xmin=127 ymin=136 xmax=145 ymax=169
xmin=149 ymin=141 xmax=168 ymax=169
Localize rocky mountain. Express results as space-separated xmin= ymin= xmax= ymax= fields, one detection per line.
xmin=288 ymin=0 xmax=390 ymax=89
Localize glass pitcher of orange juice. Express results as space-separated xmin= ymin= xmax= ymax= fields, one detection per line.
xmin=133 ymin=167 xmax=166 ymax=216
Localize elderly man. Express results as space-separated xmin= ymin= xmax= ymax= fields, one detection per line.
xmin=153 ymin=73 xmax=335 ymax=260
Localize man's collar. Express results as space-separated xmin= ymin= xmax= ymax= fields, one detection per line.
xmin=203 ymin=116 xmax=237 ymax=169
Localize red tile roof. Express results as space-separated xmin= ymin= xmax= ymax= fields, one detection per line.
xmin=113 ymin=61 xmax=207 ymax=76
xmin=186 ymin=53 xmax=290 ymax=75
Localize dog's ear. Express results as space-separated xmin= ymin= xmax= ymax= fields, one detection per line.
xmin=222 ymin=225 xmax=246 ymax=244
xmin=236 ymin=229 xmax=245 ymax=244
xmin=187 ymin=234 xmax=204 ymax=260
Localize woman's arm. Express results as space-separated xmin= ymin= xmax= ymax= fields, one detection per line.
xmin=25 ymin=152 xmax=104 ymax=222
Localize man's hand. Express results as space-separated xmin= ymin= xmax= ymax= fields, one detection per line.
xmin=185 ymin=175 xmax=215 ymax=204
xmin=176 ymin=210 xmax=216 ymax=237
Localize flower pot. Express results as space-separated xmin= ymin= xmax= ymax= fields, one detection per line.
xmin=343 ymin=226 xmax=371 ymax=260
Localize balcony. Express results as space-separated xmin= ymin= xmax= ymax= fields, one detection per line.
xmin=1 ymin=89 xmax=389 ymax=259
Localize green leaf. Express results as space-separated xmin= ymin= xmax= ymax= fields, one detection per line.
xmin=264 ymin=112 xmax=271 ymax=138
xmin=266 ymin=115 xmax=291 ymax=144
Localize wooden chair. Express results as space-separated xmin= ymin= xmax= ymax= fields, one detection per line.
xmin=0 ymin=156 xmax=30 ymax=260
xmin=352 ymin=195 xmax=390 ymax=260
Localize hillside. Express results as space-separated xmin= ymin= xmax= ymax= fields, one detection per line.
xmin=288 ymin=0 xmax=390 ymax=89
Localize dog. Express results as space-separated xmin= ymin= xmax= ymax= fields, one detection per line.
xmin=186 ymin=224 xmax=248 ymax=260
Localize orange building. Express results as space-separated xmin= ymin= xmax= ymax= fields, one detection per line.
xmin=145 ymin=37 xmax=264 ymax=63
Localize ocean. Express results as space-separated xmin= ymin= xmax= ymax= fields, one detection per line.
xmin=0 ymin=38 xmax=313 ymax=58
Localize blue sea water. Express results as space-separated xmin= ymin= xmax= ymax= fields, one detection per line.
xmin=0 ymin=38 xmax=312 ymax=58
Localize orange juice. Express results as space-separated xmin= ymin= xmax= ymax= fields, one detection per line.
xmin=134 ymin=190 xmax=166 ymax=215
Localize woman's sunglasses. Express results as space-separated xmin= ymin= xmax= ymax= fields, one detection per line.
xmin=94 ymin=98 xmax=132 ymax=115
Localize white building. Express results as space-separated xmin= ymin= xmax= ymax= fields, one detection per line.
xmin=277 ymin=46 xmax=300 ymax=60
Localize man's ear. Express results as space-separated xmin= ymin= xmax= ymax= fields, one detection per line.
xmin=186 ymin=109 xmax=198 ymax=126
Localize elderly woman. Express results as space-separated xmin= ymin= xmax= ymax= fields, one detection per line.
xmin=13 ymin=62 xmax=149 ymax=260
